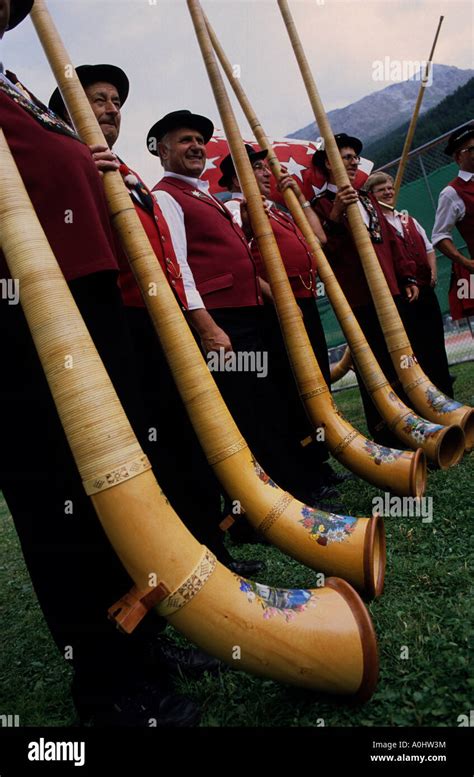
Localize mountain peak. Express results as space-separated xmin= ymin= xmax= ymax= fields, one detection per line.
xmin=287 ymin=64 xmax=474 ymax=146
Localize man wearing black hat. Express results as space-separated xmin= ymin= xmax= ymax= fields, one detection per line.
xmin=50 ymin=65 xmax=266 ymax=575
xmin=311 ymin=134 xmax=420 ymax=446
xmin=0 ymin=7 xmax=213 ymax=726
xmin=219 ymin=144 xmax=350 ymax=494
xmin=148 ymin=111 xmax=335 ymax=504
xmin=432 ymin=124 xmax=474 ymax=322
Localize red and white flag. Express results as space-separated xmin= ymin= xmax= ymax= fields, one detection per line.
xmin=202 ymin=130 xmax=373 ymax=205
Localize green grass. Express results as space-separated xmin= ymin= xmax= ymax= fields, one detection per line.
xmin=1 ymin=363 xmax=473 ymax=727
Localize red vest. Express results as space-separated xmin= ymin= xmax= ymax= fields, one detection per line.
xmin=153 ymin=177 xmax=262 ymax=310
xmin=0 ymin=74 xmax=118 ymax=282
xmin=450 ymin=176 xmax=474 ymax=256
xmin=251 ymin=206 xmax=317 ymax=299
xmin=116 ymin=163 xmax=187 ymax=310
xmin=313 ymin=194 xmax=414 ymax=309
xmin=388 ymin=216 xmax=432 ymax=287
xmin=447 ymin=176 xmax=474 ymax=320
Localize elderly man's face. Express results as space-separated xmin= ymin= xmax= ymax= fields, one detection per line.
xmin=252 ymin=159 xmax=272 ymax=198
xmin=158 ymin=127 xmax=206 ymax=178
xmin=84 ymin=82 xmax=122 ymax=149
xmin=0 ymin=0 xmax=10 ymax=37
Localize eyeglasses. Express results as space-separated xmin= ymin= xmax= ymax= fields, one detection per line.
xmin=459 ymin=146 xmax=474 ymax=154
xmin=340 ymin=154 xmax=361 ymax=163
xmin=252 ymin=161 xmax=270 ymax=172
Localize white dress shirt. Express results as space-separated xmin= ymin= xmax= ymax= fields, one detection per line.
xmin=224 ymin=192 xmax=244 ymax=227
xmin=383 ymin=210 xmax=433 ymax=252
xmin=431 ymin=170 xmax=474 ymax=246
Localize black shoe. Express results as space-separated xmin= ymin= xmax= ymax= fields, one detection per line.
xmin=226 ymin=558 xmax=266 ymax=577
xmin=152 ymin=635 xmax=221 ymax=678
xmin=73 ymin=680 xmax=200 ymax=727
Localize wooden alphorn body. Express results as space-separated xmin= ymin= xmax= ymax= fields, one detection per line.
xmin=277 ymin=0 xmax=474 ymax=452
xmin=30 ymin=0 xmax=385 ymax=596
xmin=202 ymin=9 xmax=464 ymax=471
xmin=0 ymin=129 xmax=379 ymax=698
xmin=186 ymin=0 xmax=427 ymax=497
xmin=330 ymin=346 xmax=354 ymax=385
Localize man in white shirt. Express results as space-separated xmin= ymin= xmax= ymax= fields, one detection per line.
xmin=148 ymin=110 xmax=342 ymax=504
xmin=432 ymin=124 xmax=474 ymax=321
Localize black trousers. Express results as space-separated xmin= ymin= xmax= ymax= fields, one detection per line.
xmin=124 ymin=306 xmax=227 ymax=560
xmin=397 ymin=287 xmax=453 ymax=398
xmin=261 ymin=298 xmax=330 ymax=467
xmin=209 ymin=305 xmax=326 ymax=502
xmin=0 ymin=272 xmax=164 ymax=694
xmin=352 ymin=301 xmax=413 ymax=447
xmin=0 ymin=272 xmax=225 ymax=698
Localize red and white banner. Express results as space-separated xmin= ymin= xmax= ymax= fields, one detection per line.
xmin=202 ymin=130 xmax=373 ymax=205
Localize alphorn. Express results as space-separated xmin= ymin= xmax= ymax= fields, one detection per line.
xmin=202 ymin=10 xmax=465 ymax=470
xmin=0 ymin=130 xmax=379 ymax=698
xmin=330 ymin=346 xmax=353 ymax=385
xmin=187 ymin=0 xmax=426 ymax=497
xmin=277 ymin=0 xmax=474 ymax=451
xmin=393 ymin=16 xmax=444 ymax=201
xmin=30 ymin=0 xmax=384 ymax=596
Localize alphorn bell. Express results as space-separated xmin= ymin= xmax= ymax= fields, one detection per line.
xmin=201 ymin=10 xmax=465 ymax=470
xmin=30 ymin=0 xmax=385 ymax=596
xmin=0 ymin=129 xmax=379 ymax=698
xmin=187 ymin=0 xmax=426 ymax=496
xmin=277 ymin=0 xmax=474 ymax=451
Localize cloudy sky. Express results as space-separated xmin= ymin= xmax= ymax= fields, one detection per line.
xmin=3 ymin=0 xmax=473 ymax=186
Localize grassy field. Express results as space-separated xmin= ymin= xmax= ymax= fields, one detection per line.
xmin=1 ymin=362 xmax=473 ymax=728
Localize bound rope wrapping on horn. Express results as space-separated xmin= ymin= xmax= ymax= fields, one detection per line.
xmin=186 ymin=0 xmax=426 ymax=497
xmin=0 ymin=124 xmax=379 ymax=698
xmin=277 ymin=0 xmax=474 ymax=451
xmin=30 ymin=0 xmax=385 ymax=596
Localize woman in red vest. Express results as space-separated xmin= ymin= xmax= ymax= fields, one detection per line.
xmin=366 ymin=171 xmax=453 ymax=398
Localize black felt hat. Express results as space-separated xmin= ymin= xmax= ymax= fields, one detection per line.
xmin=444 ymin=125 xmax=474 ymax=156
xmin=7 ymin=0 xmax=34 ymax=30
xmin=147 ymin=110 xmax=214 ymax=155
xmin=48 ymin=64 xmax=129 ymax=119
xmin=312 ymin=133 xmax=363 ymax=170
xmin=218 ymin=144 xmax=268 ymax=187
